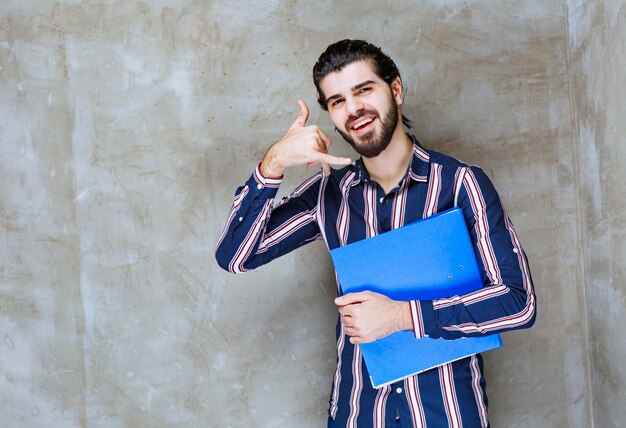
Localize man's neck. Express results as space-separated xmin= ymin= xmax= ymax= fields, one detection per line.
xmin=362 ymin=126 xmax=413 ymax=194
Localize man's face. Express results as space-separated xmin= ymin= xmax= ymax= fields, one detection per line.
xmin=319 ymin=60 xmax=403 ymax=158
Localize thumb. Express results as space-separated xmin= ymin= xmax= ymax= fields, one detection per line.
xmin=289 ymin=99 xmax=309 ymax=130
xmin=335 ymin=291 xmax=370 ymax=306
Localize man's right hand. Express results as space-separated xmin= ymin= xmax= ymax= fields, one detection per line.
xmin=259 ymin=100 xmax=352 ymax=177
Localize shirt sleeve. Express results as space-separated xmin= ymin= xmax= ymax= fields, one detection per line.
xmin=410 ymin=165 xmax=537 ymax=339
xmin=215 ymin=164 xmax=323 ymax=274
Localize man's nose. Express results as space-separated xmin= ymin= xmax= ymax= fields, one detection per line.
xmin=346 ymin=97 xmax=364 ymax=116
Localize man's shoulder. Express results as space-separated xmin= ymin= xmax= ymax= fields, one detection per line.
xmin=424 ymin=148 xmax=495 ymax=189
xmin=409 ymin=136 xmax=475 ymax=175
xmin=426 ymin=148 xmax=472 ymax=170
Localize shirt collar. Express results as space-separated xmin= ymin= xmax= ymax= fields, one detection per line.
xmin=350 ymin=133 xmax=429 ymax=187
xmin=407 ymin=134 xmax=430 ymax=182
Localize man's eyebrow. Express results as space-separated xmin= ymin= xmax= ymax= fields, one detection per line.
xmin=351 ymin=80 xmax=376 ymax=92
xmin=325 ymin=80 xmax=377 ymax=104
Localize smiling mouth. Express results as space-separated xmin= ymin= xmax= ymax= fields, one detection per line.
xmin=352 ymin=117 xmax=373 ymax=129
xmin=350 ymin=116 xmax=376 ymax=134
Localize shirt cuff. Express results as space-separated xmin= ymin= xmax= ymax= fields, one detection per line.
xmin=409 ymin=300 xmax=436 ymax=338
xmin=254 ymin=163 xmax=283 ymax=188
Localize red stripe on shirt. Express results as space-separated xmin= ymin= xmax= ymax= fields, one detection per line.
xmin=439 ymin=363 xmax=463 ymax=427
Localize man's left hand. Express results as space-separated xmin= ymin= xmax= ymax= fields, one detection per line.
xmin=335 ymin=291 xmax=413 ymax=344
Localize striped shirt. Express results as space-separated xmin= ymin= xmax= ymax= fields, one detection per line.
xmin=215 ymin=135 xmax=536 ymax=427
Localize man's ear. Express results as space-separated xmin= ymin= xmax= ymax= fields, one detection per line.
xmin=391 ymin=76 xmax=403 ymax=106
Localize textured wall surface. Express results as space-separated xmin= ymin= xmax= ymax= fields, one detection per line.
xmin=0 ymin=1 xmax=598 ymax=427
xmin=567 ymin=0 xmax=626 ymax=427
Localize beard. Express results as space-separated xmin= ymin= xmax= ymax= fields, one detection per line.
xmin=336 ymin=92 xmax=399 ymax=158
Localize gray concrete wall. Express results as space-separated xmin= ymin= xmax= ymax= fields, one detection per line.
xmin=567 ymin=0 xmax=626 ymax=426
xmin=0 ymin=1 xmax=607 ymax=427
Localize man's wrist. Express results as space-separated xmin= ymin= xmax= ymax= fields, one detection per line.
xmin=397 ymin=300 xmax=414 ymax=332
xmin=259 ymin=159 xmax=284 ymax=179
xmin=259 ymin=148 xmax=285 ymax=178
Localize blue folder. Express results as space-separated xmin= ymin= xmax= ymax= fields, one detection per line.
xmin=329 ymin=208 xmax=502 ymax=388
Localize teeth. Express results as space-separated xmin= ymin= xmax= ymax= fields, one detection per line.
xmin=353 ymin=117 xmax=373 ymax=130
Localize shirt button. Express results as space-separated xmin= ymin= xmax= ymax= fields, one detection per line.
xmin=238 ymin=217 xmax=243 ymax=222
xmin=513 ymin=248 xmax=519 ymax=253
xmin=257 ymin=183 xmax=263 ymax=190
xmin=396 ymin=387 xmax=403 ymax=394
xmin=379 ymin=197 xmax=384 ymax=203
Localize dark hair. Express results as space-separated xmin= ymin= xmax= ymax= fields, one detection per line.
xmin=312 ymin=39 xmax=413 ymax=129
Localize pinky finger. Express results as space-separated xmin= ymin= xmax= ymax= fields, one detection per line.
xmin=321 ymin=161 xmax=331 ymax=176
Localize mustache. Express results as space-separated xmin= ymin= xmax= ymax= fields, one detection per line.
xmin=345 ymin=109 xmax=379 ymax=130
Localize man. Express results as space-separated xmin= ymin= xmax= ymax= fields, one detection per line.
xmin=215 ymin=39 xmax=536 ymax=427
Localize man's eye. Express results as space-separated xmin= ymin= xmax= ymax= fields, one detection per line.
xmin=358 ymin=87 xmax=371 ymax=94
xmin=331 ymin=99 xmax=344 ymax=107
